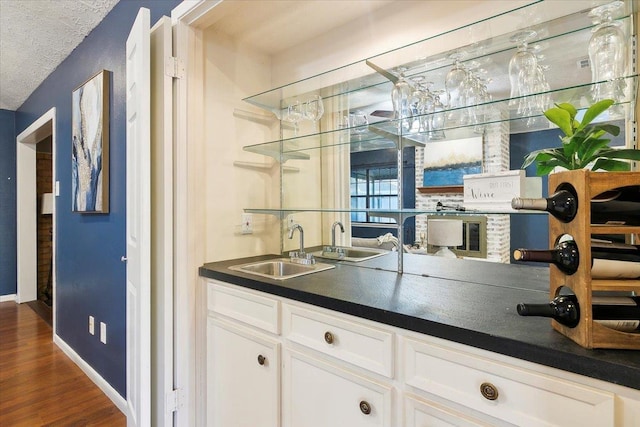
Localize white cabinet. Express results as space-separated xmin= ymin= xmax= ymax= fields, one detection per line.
xmin=204 ymin=278 xmax=640 ymax=426
xmin=206 ymin=318 xmax=280 ymax=427
xmin=206 ymin=280 xmax=281 ymax=426
xmin=283 ymin=349 xmax=393 ymax=427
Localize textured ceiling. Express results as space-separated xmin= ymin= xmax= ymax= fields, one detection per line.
xmin=0 ymin=0 xmax=120 ymax=111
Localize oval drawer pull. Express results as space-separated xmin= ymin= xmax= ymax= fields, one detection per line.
xmin=359 ymin=400 xmax=371 ymax=415
xmin=324 ymin=331 xmax=334 ymax=344
xmin=257 ymin=354 xmax=267 ymax=366
xmin=480 ymin=382 xmax=499 ymax=401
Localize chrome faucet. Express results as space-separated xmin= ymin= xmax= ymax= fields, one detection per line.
xmin=331 ymin=221 xmax=344 ymax=248
xmin=288 ymin=224 xmax=315 ymax=265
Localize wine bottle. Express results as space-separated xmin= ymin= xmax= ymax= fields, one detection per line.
xmin=517 ymin=295 xmax=640 ymax=331
xmin=511 ymin=185 xmax=578 ymax=222
xmin=516 ymin=295 xmax=580 ymax=327
xmin=591 ymin=186 xmax=640 ymax=226
xmin=514 ymin=240 xmax=640 ymax=279
xmin=513 ymin=240 xmax=579 ymax=275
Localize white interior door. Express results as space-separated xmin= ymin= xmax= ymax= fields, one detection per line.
xmin=126 ymin=8 xmax=151 ymax=427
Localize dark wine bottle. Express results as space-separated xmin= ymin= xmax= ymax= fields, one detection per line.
xmin=516 ymin=295 xmax=580 ymax=327
xmin=514 ymin=240 xmax=640 ymax=279
xmin=517 ymin=295 xmax=640 ymax=331
xmin=591 ymin=186 xmax=640 ymax=226
xmin=511 ymin=184 xmax=578 ymax=222
xmin=513 ymin=240 xmax=579 ymax=275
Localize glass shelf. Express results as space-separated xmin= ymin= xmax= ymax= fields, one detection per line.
xmin=242 ymin=75 xmax=638 ymax=162
xmin=244 ymin=207 xmax=547 ymax=223
xmin=242 ymin=0 xmax=631 ymax=122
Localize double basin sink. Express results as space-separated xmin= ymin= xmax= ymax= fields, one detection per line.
xmin=228 ymin=247 xmax=388 ymax=280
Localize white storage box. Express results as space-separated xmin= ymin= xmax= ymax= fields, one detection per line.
xmin=463 ymin=170 xmax=542 ymax=211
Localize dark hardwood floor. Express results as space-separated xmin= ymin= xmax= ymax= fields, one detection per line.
xmin=0 ymin=301 xmax=126 ymax=426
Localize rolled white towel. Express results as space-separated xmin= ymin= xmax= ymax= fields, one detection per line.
xmin=377 ymin=233 xmax=399 ymax=247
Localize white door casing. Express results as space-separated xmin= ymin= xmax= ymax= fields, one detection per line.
xmin=150 ymin=15 xmax=175 ymax=426
xmin=16 ymin=108 xmax=56 ymax=305
xmin=126 ymin=8 xmax=151 ymax=427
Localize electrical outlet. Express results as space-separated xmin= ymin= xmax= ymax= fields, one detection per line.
xmin=241 ymin=213 xmax=253 ymax=234
xmin=89 ymin=316 xmax=95 ymax=335
xmin=287 ymin=215 xmax=295 ymax=229
xmin=100 ymin=322 xmax=107 ymax=344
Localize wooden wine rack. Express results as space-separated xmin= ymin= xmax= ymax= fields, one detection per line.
xmin=548 ymin=170 xmax=640 ymax=349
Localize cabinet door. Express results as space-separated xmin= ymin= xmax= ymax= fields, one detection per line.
xmin=283 ymin=349 xmax=393 ymax=427
xmin=207 ymin=318 xmax=280 ymax=427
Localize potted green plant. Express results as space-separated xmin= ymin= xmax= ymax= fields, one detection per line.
xmin=522 ymin=99 xmax=640 ymax=175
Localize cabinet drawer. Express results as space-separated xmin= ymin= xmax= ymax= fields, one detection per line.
xmin=283 ymin=349 xmax=392 ymax=427
xmin=207 ymin=280 xmax=280 ymax=334
xmin=404 ymin=394 xmax=496 ymax=427
xmin=403 ymin=337 xmax=614 ymax=427
xmin=283 ymin=304 xmax=393 ymax=377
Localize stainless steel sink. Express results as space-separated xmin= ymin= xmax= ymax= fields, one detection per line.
xmin=312 ymin=247 xmax=388 ymax=262
xmin=228 ymin=258 xmax=335 ymax=280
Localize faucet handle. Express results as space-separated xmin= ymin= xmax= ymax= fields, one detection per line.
xmin=289 ymin=251 xmax=316 ymax=265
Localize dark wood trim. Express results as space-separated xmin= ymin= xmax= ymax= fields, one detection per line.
xmin=417 ymin=185 xmax=464 ymax=194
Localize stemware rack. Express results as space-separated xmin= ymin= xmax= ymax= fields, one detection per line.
xmin=548 ymin=170 xmax=640 ymax=349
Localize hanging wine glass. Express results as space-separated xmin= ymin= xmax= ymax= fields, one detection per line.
xmin=391 ymin=67 xmax=413 ymax=134
xmin=429 ymin=90 xmax=446 ymax=141
xmin=508 ymin=30 xmax=540 ymax=117
xmin=588 ymin=1 xmax=627 ymax=105
xmin=303 ymin=95 xmax=324 ymax=123
xmin=444 ymin=51 xmax=468 ymax=125
xmin=283 ymin=100 xmax=304 ymax=135
xmin=409 ymin=76 xmax=427 ymax=133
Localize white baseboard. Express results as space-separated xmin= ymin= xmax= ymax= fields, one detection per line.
xmin=0 ymin=294 xmax=17 ymax=302
xmin=53 ymin=334 xmax=127 ymax=416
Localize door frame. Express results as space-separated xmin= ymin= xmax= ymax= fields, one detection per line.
xmin=16 ymin=108 xmax=56 ymax=322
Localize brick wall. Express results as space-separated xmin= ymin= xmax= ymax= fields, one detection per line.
xmin=415 ymin=108 xmax=511 ymax=263
xmin=36 ymin=151 xmax=53 ymax=305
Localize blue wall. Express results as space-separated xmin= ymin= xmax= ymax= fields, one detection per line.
xmin=0 ymin=110 xmax=16 ymax=296
xmin=15 ymin=0 xmax=181 ymax=397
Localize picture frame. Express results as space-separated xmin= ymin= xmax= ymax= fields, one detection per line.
xmin=71 ymin=70 xmax=110 ymax=213
xmin=420 ymin=136 xmax=483 ymax=194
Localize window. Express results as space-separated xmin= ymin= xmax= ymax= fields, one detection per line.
xmin=350 ymin=166 xmax=398 ymax=224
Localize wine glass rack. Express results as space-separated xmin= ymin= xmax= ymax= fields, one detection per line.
xmin=548 ymin=170 xmax=640 ymax=349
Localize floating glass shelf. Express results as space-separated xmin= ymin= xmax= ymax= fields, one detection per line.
xmin=242 ymin=75 xmax=637 ymax=162
xmin=242 ymin=0 xmax=631 ymax=120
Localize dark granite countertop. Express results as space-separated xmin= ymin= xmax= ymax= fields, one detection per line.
xmin=200 ymin=252 xmax=640 ymax=390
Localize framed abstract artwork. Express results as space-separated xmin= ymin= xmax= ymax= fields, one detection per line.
xmin=420 ymin=136 xmax=483 ymax=194
xmin=72 ymin=70 xmax=110 ymax=213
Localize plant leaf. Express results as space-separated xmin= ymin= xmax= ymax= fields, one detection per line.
xmin=521 ymin=148 xmax=567 ymax=169
xmin=591 ymin=123 xmax=620 ymax=137
xmin=536 ymin=158 xmax=571 ymax=175
xmin=595 ymin=148 xmax=640 ymax=161
xmin=556 ymin=102 xmax=578 ymax=120
xmin=591 ymin=158 xmax=632 ymax=172
xmin=544 ymin=107 xmax=573 ymax=136
xmin=578 ymin=99 xmax=614 ymax=130
xmin=577 ymin=138 xmax=611 ymax=166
